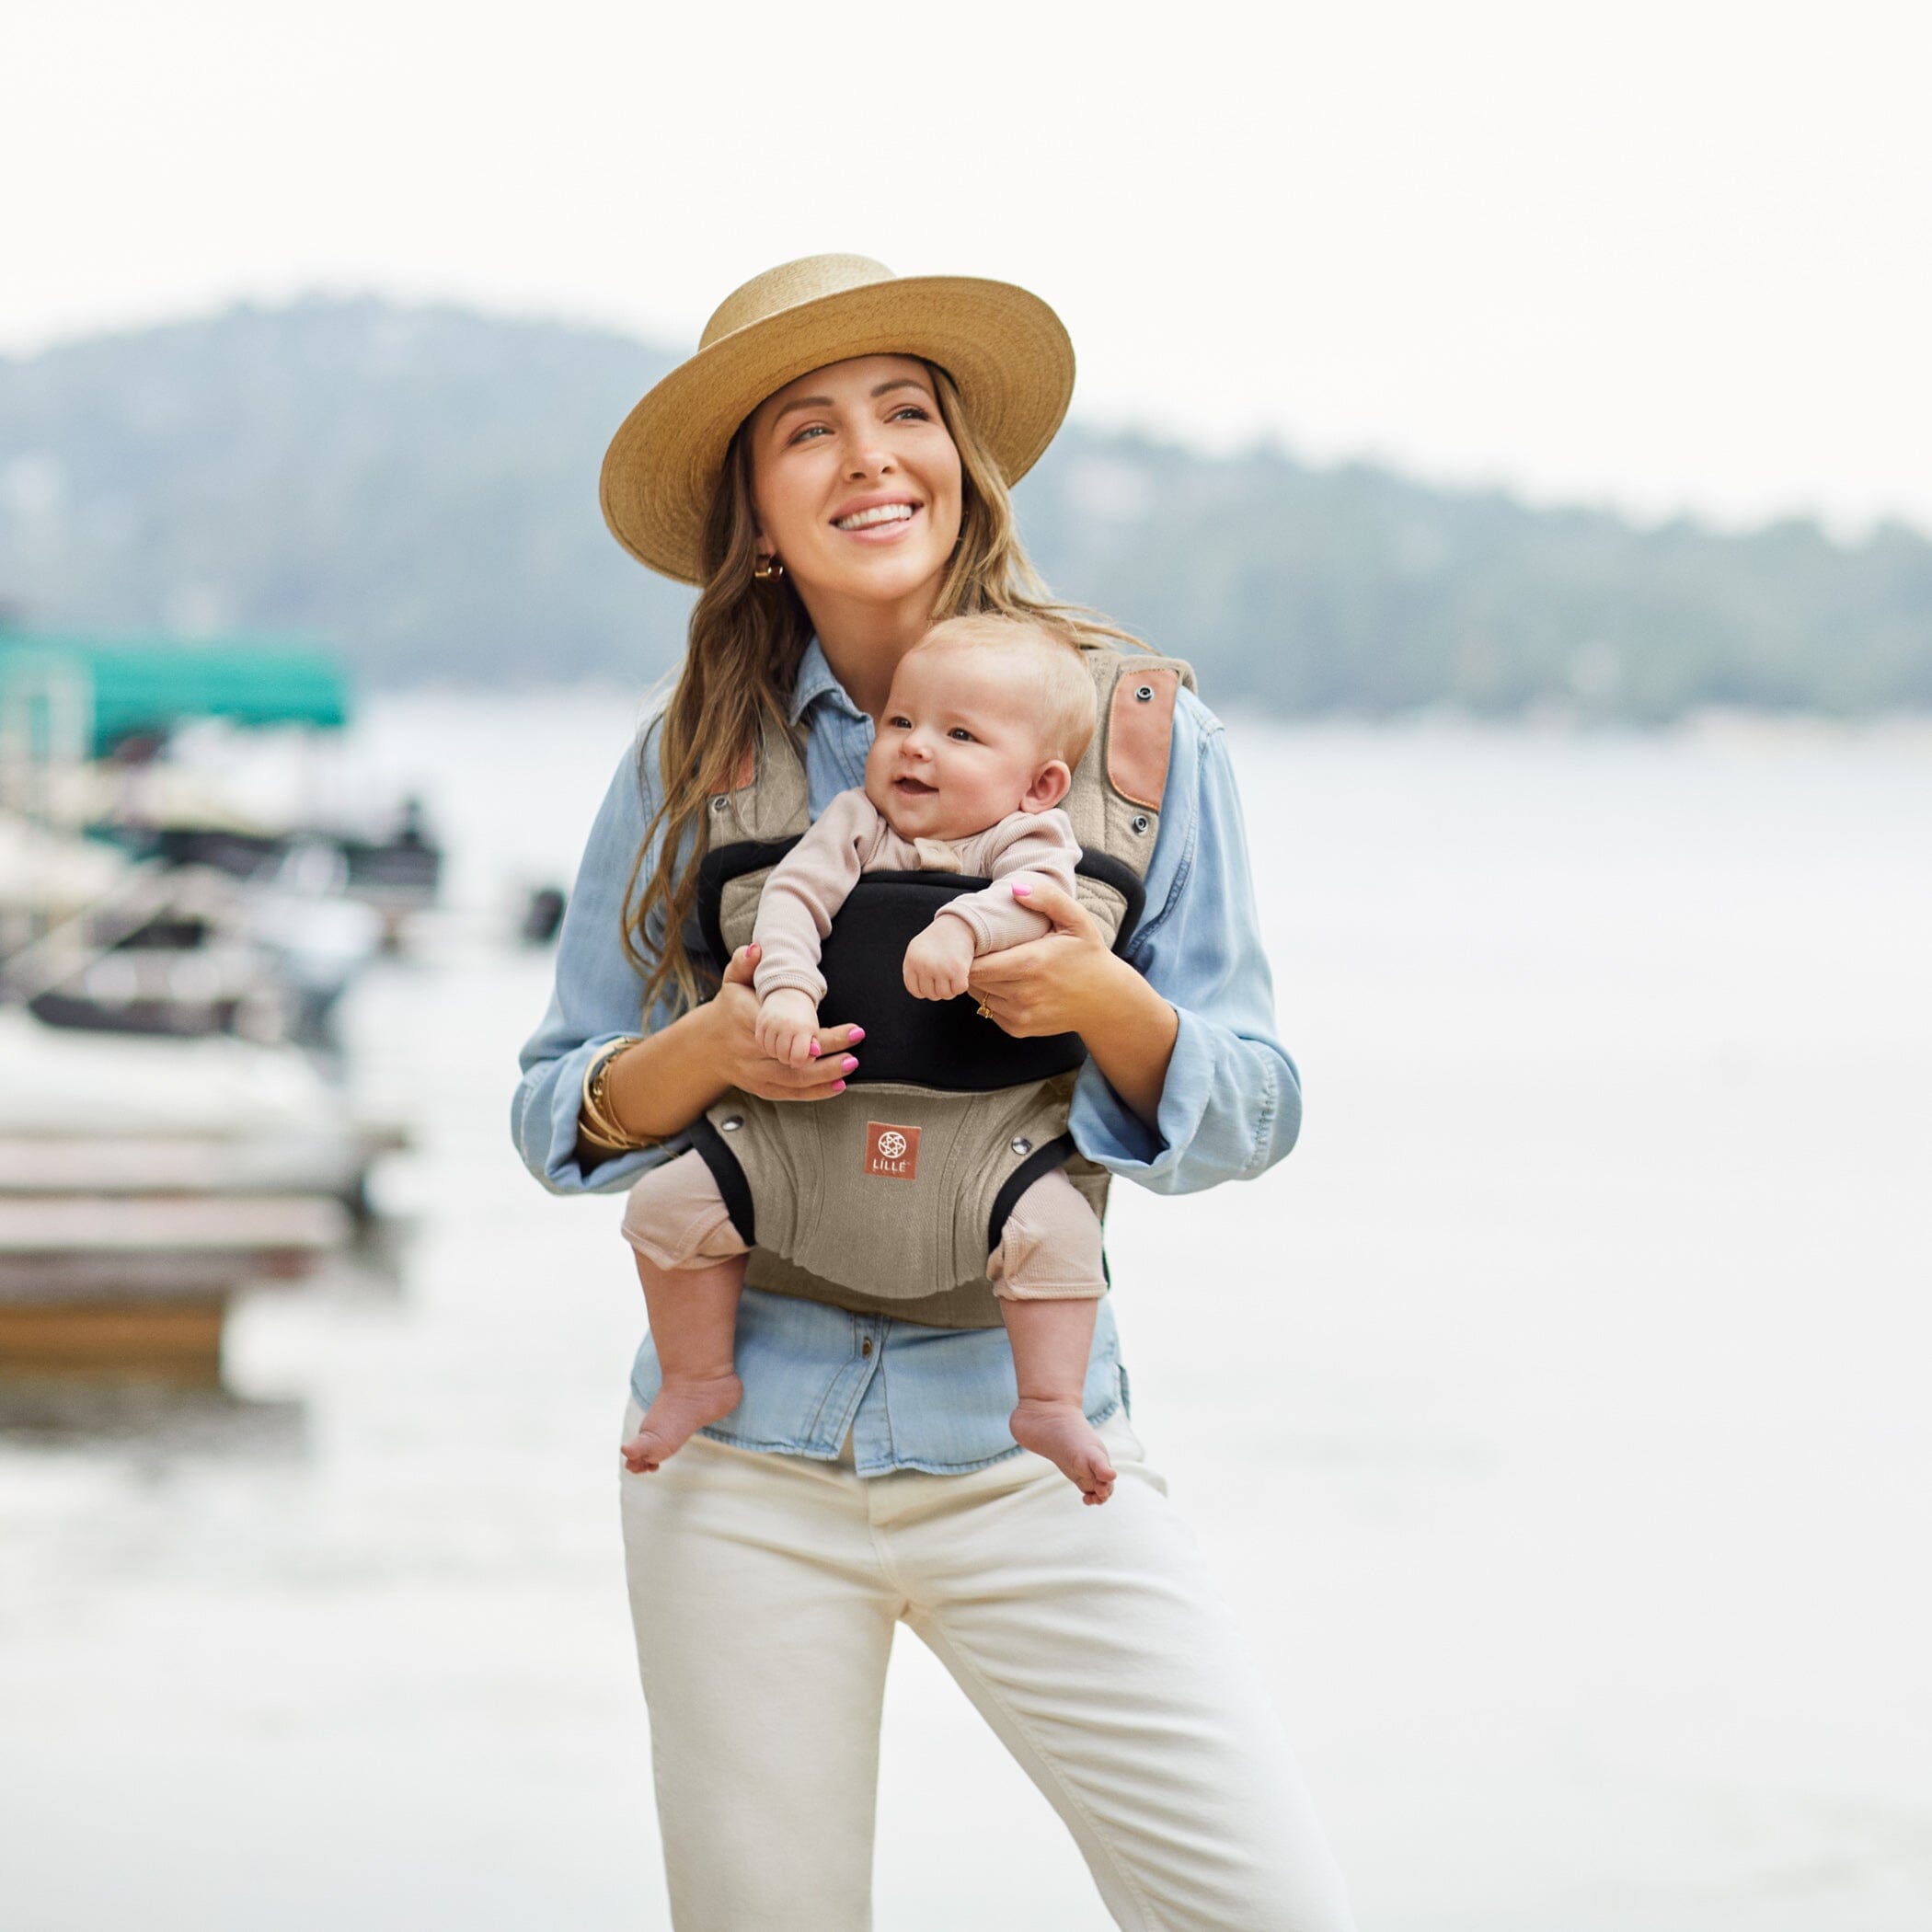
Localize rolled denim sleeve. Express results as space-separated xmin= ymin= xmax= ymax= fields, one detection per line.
xmin=1069 ymin=694 xmax=1302 ymax=1194
xmin=511 ymin=732 xmax=682 ymax=1195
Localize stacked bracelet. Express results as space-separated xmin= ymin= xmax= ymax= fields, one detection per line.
xmin=579 ymin=1036 xmax=650 ymax=1151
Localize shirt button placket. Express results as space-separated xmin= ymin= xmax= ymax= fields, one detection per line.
xmin=846 ymin=1317 xmax=887 ymax=1471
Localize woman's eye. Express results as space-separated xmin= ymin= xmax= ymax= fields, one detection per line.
xmin=891 ymin=405 xmax=930 ymax=422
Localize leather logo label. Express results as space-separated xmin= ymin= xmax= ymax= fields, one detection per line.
xmin=864 ymin=1121 xmax=921 ymax=1180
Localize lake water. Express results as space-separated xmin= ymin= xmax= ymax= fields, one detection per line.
xmin=4 ymin=694 xmax=1929 ymax=1931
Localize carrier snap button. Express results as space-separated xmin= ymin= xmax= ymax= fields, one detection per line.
xmin=710 ymin=796 xmax=730 ymax=812
xmin=720 ymin=1115 xmax=743 ymax=1132
xmin=1010 ymin=1136 xmax=1032 ymax=1156
xmin=1130 ymin=813 xmax=1150 ymax=834
xmin=1134 ymin=684 xmax=1154 ymax=701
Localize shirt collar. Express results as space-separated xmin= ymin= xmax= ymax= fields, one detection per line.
xmin=788 ymin=637 xmax=869 ymax=729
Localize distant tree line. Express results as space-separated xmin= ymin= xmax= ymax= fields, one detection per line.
xmin=2 ymin=298 xmax=1927 ymax=721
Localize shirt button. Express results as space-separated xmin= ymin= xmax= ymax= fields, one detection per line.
xmin=861 ymin=1338 xmax=874 ymax=1357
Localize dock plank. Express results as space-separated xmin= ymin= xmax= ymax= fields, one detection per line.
xmin=0 ymin=1129 xmax=407 ymax=1195
xmin=0 ymin=1193 xmax=348 ymax=1252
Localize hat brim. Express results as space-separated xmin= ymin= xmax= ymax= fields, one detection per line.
xmin=599 ymin=275 xmax=1075 ymax=585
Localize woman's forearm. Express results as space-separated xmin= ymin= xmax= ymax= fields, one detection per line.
xmin=1075 ymin=954 xmax=1179 ymax=1131
xmin=580 ymin=1003 xmax=730 ymax=1159
xmin=574 ymin=949 xmax=866 ymax=1166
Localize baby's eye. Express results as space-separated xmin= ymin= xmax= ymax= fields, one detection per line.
xmin=886 ymin=715 xmax=912 ymax=730
xmin=948 ymin=727 xmax=975 ymax=742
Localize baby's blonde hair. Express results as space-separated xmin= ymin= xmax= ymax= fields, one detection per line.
xmin=910 ymin=614 xmax=1098 ymax=769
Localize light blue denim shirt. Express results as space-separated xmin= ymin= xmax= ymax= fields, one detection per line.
xmin=512 ymin=640 xmax=1300 ymax=1475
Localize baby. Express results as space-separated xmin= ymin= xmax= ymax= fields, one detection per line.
xmin=618 ymin=614 xmax=1117 ymax=1501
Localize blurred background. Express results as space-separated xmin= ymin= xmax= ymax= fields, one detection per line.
xmin=2 ymin=3 xmax=1928 ymax=1927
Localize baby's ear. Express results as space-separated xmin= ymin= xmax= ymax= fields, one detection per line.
xmin=1022 ymin=760 xmax=1073 ymax=813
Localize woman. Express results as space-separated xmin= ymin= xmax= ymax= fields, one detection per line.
xmin=512 ymin=255 xmax=1354 ymax=1932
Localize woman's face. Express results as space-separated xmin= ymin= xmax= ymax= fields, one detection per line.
xmin=746 ymin=354 xmax=963 ymax=615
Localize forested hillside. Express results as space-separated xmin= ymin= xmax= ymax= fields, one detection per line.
xmin=4 ymin=299 xmax=1927 ymax=719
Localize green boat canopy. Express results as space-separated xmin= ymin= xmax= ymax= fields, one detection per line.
xmin=0 ymin=633 xmax=351 ymax=757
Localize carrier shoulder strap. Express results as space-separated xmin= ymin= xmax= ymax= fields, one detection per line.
xmin=707 ymin=707 xmax=811 ymax=846
xmin=1062 ymin=646 xmax=1195 ymax=870
xmin=1054 ymin=645 xmax=1195 ymax=942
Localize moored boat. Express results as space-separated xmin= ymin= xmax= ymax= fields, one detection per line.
xmin=0 ymin=630 xmax=418 ymax=1386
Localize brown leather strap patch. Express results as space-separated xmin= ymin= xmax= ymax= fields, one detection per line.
xmin=1107 ymin=666 xmax=1179 ymax=810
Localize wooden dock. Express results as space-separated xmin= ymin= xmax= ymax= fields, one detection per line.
xmin=0 ymin=1150 xmax=353 ymax=1385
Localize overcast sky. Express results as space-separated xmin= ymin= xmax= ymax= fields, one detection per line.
xmin=6 ymin=0 xmax=1928 ymax=533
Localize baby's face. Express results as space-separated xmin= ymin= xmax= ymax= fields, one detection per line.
xmin=864 ymin=646 xmax=1061 ymax=842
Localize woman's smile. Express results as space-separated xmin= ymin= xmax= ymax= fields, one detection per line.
xmin=831 ymin=494 xmax=922 ymax=536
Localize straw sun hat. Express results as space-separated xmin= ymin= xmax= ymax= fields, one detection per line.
xmin=599 ymin=254 xmax=1075 ymax=585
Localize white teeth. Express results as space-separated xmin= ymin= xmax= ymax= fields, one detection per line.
xmin=834 ymin=503 xmax=916 ymax=531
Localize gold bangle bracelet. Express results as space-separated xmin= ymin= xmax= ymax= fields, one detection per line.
xmin=580 ymin=1036 xmax=652 ymax=1151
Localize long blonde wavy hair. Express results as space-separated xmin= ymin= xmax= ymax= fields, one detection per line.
xmin=621 ymin=362 xmax=1145 ymax=1019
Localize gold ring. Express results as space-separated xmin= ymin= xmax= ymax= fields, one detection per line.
xmin=976 ymin=1000 xmax=994 ymax=1019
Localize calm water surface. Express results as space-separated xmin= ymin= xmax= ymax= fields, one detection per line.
xmin=3 ymin=693 xmax=1928 ymax=1931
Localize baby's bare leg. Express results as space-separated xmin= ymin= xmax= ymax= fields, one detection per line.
xmin=989 ymin=1169 xmax=1115 ymax=1505
xmin=1001 ymin=1297 xmax=1116 ymax=1505
xmin=619 ymin=1152 xmax=751 ymax=1472
xmin=622 ymin=1251 xmax=747 ymax=1472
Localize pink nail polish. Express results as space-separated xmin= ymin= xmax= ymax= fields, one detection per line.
xmin=841 ymin=1056 xmax=858 ymax=1073
xmin=847 ymin=1027 xmax=866 ymax=1043
xmin=808 ymin=1041 xmax=821 ymax=1056
xmin=833 ymin=1079 xmax=847 ymax=1093
xmin=1011 ymin=882 xmax=1031 ymax=896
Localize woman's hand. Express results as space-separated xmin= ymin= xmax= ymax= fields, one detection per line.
xmin=968 ymin=880 xmax=1179 ymax=1129
xmin=964 ymin=880 xmax=1118 ymax=1038
xmin=707 ymin=944 xmax=862 ymax=1101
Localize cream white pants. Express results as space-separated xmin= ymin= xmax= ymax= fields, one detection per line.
xmin=618 ymin=1401 xmax=1355 ymax=1932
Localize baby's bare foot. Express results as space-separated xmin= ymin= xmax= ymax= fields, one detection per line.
xmin=621 ymin=1373 xmax=742 ymax=1473
xmin=1010 ymin=1397 xmax=1117 ymax=1505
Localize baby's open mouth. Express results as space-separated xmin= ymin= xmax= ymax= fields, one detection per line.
xmin=892 ymin=776 xmax=937 ymax=797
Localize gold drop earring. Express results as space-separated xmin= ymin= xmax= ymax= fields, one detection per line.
xmin=753 ymin=554 xmax=786 ymax=582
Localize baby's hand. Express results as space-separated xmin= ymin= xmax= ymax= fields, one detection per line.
xmin=755 ymin=989 xmax=823 ymax=1067
xmin=903 ymin=916 xmax=978 ymax=1000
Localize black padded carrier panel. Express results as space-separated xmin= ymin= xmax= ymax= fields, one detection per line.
xmin=694 ymin=842 xmax=1146 ymax=1093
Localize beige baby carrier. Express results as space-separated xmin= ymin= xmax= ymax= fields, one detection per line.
xmin=682 ymin=645 xmax=1193 ymax=1329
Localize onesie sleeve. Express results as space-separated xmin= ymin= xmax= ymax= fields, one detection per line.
xmin=751 ymin=788 xmax=880 ymax=1004
xmin=932 ymin=808 xmax=1079 ymax=955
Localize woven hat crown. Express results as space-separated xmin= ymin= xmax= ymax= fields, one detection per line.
xmin=701 ymin=256 xmax=897 ymax=351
